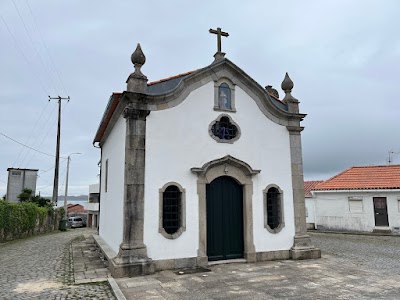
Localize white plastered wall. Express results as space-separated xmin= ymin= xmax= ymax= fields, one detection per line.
xmin=99 ymin=115 xmax=126 ymax=253
xmin=314 ymin=190 xmax=400 ymax=232
xmin=305 ymin=197 xmax=316 ymax=225
xmin=144 ymin=81 xmax=295 ymax=260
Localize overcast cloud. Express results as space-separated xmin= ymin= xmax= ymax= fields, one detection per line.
xmin=0 ymin=0 xmax=399 ymax=196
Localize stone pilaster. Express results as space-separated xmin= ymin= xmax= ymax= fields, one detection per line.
xmin=287 ymin=126 xmax=321 ymax=260
xmin=111 ymin=104 xmax=154 ymax=277
xmin=282 ymin=72 xmax=320 ymax=260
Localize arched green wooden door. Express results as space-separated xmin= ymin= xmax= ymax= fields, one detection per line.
xmin=206 ymin=176 xmax=244 ymax=261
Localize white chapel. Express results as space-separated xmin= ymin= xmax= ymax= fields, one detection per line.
xmin=93 ymin=29 xmax=320 ymax=277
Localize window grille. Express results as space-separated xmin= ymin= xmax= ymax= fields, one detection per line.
xmin=162 ymin=185 xmax=181 ymax=234
xmin=266 ymin=187 xmax=281 ymax=229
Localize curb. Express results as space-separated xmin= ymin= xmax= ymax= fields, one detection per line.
xmin=308 ymin=230 xmax=400 ymax=237
xmin=108 ymin=278 xmax=127 ymax=300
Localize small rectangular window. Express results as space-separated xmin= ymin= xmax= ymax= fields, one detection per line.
xmin=397 ymin=197 xmax=400 ymax=212
xmin=11 ymin=171 xmax=21 ymax=176
xmin=348 ymin=197 xmax=363 ymax=213
xmin=105 ymin=159 xmax=108 ymax=193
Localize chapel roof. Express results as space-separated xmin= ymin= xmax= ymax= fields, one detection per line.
xmin=93 ymin=60 xmax=290 ymax=144
xmin=313 ymin=165 xmax=400 ymax=191
xmin=304 ymin=180 xmax=324 ymax=197
xmin=146 ymin=70 xmax=200 ymax=94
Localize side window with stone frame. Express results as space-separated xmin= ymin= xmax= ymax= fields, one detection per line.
xmin=264 ymin=185 xmax=284 ymax=233
xmin=214 ymin=78 xmax=236 ymax=112
xmin=159 ymin=182 xmax=186 ymax=239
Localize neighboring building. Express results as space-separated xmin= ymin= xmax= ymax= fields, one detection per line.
xmin=307 ymin=165 xmax=400 ymax=233
xmin=6 ymin=168 xmax=38 ymax=203
xmin=304 ymin=180 xmax=323 ymax=229
xmin=93 ymin=38 xmax=320 ymax=277
xmin=86 ymin=183 xmax=100 ymax=229
xmin=67 ymin=203 xmax=87 ymax=214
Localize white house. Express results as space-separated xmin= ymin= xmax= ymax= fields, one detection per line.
xmin=93 ymin=37 xmax=320 ymax=277
xmin=86 ymin=183 xmax=100 ymax=229
xmin=304 ymin=180 xmax=323 ymax=229
xmin=306 ymin=165 xmax=400 ymax=233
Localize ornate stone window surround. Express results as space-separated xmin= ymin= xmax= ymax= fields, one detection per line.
xmin=208 ymin=114 xmax=241 ymax=144
xmin=191 ymin=155 xmax=260 ymax=266
xmin=214 ymin=77 xmax=236 ymax=112
xmin=263 ymin=184 xmax=285 ymax=234
xmin=159 ymin=182 xmax=186 ymax=239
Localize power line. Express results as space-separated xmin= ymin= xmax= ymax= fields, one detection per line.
xmin=18 ymin=104 xmax=58 ymax=168
xmin=24 ymin=0 xmax=68 ymax=95
xmin=12 ymin=101 xmax=51 ymax=167
xmin=21 ymin=100 xmax=70 ymax=168
xmin=1 ymin=15 xmax=49 ymax=96
xmin=0 ymin=131 xmax=58 ymax=158
xmin=10 ymin=0 xmax=58 ymax=94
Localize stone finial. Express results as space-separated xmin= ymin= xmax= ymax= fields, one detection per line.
xmin=131 ymin=44 xmax=146 ymax=70
xmin=281 ymin=72 xmax=299 ymax=113
xmin=281 ymin=72 xmax=294 ymax=92
xmin=127 ymin=43 xmax=148 ymax=93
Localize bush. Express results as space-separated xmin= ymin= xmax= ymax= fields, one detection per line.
xmin=0 ymin=200 xmax=62 ymax=241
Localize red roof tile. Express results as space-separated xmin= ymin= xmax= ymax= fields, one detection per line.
xmin=304 ymin=180 xmax=324 ymax=197
xmin=148 ymin=70 xmax=200 ymax=86
xmin=314 ymin=165 xmax=400 ymax=190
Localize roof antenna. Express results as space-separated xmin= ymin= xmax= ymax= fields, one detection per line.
xmin=388 ymin=150 xmax=400 ymax=165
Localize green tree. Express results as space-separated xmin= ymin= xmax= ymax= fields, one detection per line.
xmin=17 ymin=189 xmax=52 ymax=208
xmin=17 ymin=188 xmax=33 ymax=202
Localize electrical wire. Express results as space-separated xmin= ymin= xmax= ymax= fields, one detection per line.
xmin=0 ymin=131 xmax=57 ymax=158
xmin=18 ymin=104 xmax=58 ymax=167
xmin=22 ymin=100 xmax=70 ymax=168
xmin=12 ymin=101 xmax=51 ymax=167
xmin=1 ymin=15 xmax=49 ymax=96
xmin=24 ymin=0 xmax=68 ymax=95
xmin=10 ymin=0 xmax=58 ymax=95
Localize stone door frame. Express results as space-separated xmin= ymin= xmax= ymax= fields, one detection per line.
xmin=191 ymin=155 xmax=260 ymax=266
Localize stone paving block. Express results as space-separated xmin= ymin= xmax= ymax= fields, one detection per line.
xmin=0 ymin=228 xmax=116 ymax=299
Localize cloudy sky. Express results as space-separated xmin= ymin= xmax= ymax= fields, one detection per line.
xmin=1 ymin=1 xmax=399 ymax=197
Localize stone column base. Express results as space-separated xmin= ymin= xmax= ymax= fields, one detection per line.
xmin=290 ymin=248 xmax=321 ymax=260
xmin=244 ymin=252 xmax=257 ymax=263
xmin=196 ymin=256 xmax=208 ymax=268
xmin=290 ymin=234 xmax=321 ymax=260
xmin=110 ymin=257 xmax=154 ymax=278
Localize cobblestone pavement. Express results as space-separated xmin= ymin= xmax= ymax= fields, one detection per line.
xmin=116 ymin=233 xmax=400 ymax=299
xmin=310 ymin=232 xmax=400 ymax=275
xmin=0 ymin=228 xmax=115 ymax=300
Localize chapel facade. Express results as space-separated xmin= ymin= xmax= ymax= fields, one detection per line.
xmin=93 ymin=31 xmax=320 ymax=277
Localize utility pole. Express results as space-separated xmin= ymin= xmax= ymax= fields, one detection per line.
xmin=49 ymin=95 xmax=70 ymax=205
xmin=63 ymin=152 xmax=81 ymax=220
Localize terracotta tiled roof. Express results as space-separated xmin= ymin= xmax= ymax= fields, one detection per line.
xmin=148 ymin=70 xmax=200 ymax=86
xmin=314 ymin=165 xmax=400 ymax=190
xmin=304 ymin=180 xmax=324 ymax=197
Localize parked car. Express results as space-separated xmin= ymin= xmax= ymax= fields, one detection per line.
xmin=68 ymin=217 xmax=86 ymax=228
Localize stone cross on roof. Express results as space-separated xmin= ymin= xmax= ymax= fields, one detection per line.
xmin=209 ymin=27 xmax=229 ymax=53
